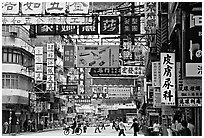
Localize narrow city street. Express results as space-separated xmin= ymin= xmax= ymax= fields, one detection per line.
xmin=7 ymin=125 xmax=145 ymax=136
xmin=2 ymin=2 xmax=202 ymax=136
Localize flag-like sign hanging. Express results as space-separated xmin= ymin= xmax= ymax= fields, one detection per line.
xmin=160 ymin=53 xmax=175 ymax=106
xmin=76 ymin=45 xmax=119 ymax=67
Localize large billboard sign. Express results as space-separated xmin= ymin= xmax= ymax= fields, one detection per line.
xmin=160 ymin=53 xmax=175 ymax=106
xmin=76 ymin=45 xmax=119 ymax=67
xmin=185 ymin=12 xmax=202 ymax=77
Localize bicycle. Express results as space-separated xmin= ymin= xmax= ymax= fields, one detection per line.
xmin=63 ymin=125 xmax=82 ymax=135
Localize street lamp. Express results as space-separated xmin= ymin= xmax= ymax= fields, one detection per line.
xmin=9 ymin=109 xmax=12 ymax=134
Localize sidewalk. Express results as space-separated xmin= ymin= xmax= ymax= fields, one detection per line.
xmin=2 ymin=127 xmax=62 ymax=136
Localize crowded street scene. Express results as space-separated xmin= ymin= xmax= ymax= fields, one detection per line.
xmin=2 ymin=1 xmax=202 ymax=136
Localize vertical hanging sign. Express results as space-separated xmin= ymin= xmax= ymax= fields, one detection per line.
xmin=64 ymin=45 xmax=75 ymax=67
xmin=47 ymin=43 xmax=55 ymax=91
xmin=160 ymin=53 xmax=175 ymax=106
xmin=78 ymin=68 xmax=85 ymax=94
xmin=35 ymin=46 xmax=43 ymax=82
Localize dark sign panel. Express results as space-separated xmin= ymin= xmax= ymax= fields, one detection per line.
xmin=100 ymin=16 xmax=119 ymax=35
xmin=79 ymin=15 xmax=98 ymax=35
xmin=121 ymin=16 xmax=140 ymax=34
xmin=89 ymin=67 xmax=121 ymax=77
xmin=59 ymin=85 xmax=78 ymax=95
xmin=29 ymin=25 xmax=36 ymax=38
xmin=56 ymin=25 xmax=77 ymax=35
xmin=37 ymin=25 xmax=77 ymax=35
xmin=64 ymin=45 xmax=75 ymax=67
xmin=37 ymin=25 xmax=56 ymax=35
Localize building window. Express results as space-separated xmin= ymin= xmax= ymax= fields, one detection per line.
xmin=2 ymin=74 xmax=33 ymax=91
xmin=2 ymin=48 xmax=34 ymax=67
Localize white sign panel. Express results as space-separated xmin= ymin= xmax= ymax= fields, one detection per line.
xmin=160 ymin=53 xmax=175 ymax=106
xmin=35 ymin=72 xmax=43 ymax=81
xmin=68 ymin=2 xmax=89 ymax=14
xmin=186 ymin=63 xmax=202 ymax=77
xmin=153 ymin=87 xmax=161 ymax=108
xmin=121 ymin=66 xmax=145 ymax=76
xmin=152 ymin=62 xmax=161 ymax=87
xmin=46 ymin=43 xmax=55 ymax=91
xmin=45 ymin=2 xmax=66 ymax=14
xmin=108 ymin=87 xmax=131 ymax=98
xmin=35 ymin=46 xmax=43 ymax=82
xmin=21 ymin=2 xmax=43 ymax=14
xmin=76 ymin=45 xmax=119 ymax=67
xmin=2 ymin=2 xmax=19 ymax=14
xmin=2 ymin=16 xmax=93 ymax=25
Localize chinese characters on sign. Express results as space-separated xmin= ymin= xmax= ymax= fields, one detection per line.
xmin=108 ymin=87 xmax=131 ymax=98
xmin=68 ymin=2 xmax=89 ymax=14
xmin=153 ymin=87 xmax=161 ymax=108
xmin=46 ymin=43 xmax=55 ymax=91
xmin=64 ymin=45 xmax=75 ymax=67
xmin=2 ymin=2 xmax=19 ymax=14
xmin=176 ymin=62 xmax=202 ymax=107
xmin=160 ymin=53 xmax=175 ymax=106
xmin=37 ymin=25 xmax=77 ymax=35
xmin=79 ymin=15 xmax=98 ymax=35
xmin=78 ymin=68 xmax=85 ymax=94
xmin=2 ymin=16 xmax=93 ymax=25
xmin=144 ymin=2 xmax=158 ymax=33
xmin=35 ymin=47 xmax=43 ymax=81
xmin=121 ymin=16 xmax=140 ymax=34
xmin=121 ymin=66 xmax=145 ymax=76
xmin=152 ymin=62 xmax=161 ymax=87
xmin=45 ymin=2 xmax=66 ymax=14
xmin=100 ymin=16 xmax=119 ymax=35
xmin=22 ymin=2 xmax=43 ymax=14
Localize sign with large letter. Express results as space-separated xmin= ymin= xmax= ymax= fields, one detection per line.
xmin=76 ymin=45 xmax=119 ymax=67
xmin=100 ymin=16 xmax=119 ymax=35
xmin=185 ymin=12 xmax=202 ymax=77
xmin=160 ymin=53 xmax=175 ymax=106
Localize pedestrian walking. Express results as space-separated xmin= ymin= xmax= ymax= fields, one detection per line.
xmin=101 ymin=119 xmax=106 ymax=130
xmin=129 ymin=118 xmax=140 ymax=136
xmin=178 ymin=120 xmax=191 ymax=136
xmin=187 ymin=118 xmax=195 ymax=136
xmin=94 ymin=119 xmax=101 ymax=133
xmin=112 ymin=120 xmax=116 ymax=129
xmin=118 ymin=118 xmax=126 ymax=136
xmin=152 ymin=121 xmax=161 ymax=136
xmin=3 ymin=121 xmax=9 ymax=134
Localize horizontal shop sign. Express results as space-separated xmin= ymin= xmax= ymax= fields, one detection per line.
xmin=76 ymin=45 xmax=119 ymax=67
xmin=59 ymin=85 xmax=78 ymax=95
xmin=2 ymin=16 xmax=93 ymax=25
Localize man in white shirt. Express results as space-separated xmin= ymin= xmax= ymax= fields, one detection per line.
xmin=153 ymin=121 xmax=161 ymax=136
xmin=118 ymin=118 xmax=126 ymax=136
xmin=187 ymin=119 xmax=195 ymax=136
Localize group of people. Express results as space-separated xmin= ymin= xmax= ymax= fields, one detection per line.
xmin=94 ymin=119 xmax=106 ymax=133
xmin=167 ymin=119 xmax=195 ymax=136
xmin=112 ymin=118 xmax=140 ymax=136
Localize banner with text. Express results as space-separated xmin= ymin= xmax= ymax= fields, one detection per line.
xmin=160 ymin=53 xmax=175 ymax=106
xmin=76 ymin=45 xmax=119 ymax=67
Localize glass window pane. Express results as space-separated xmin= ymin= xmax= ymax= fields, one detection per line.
xmin=13 ymin=53 xmax=17 ymax=63
xmin=3 ymin=53 xmax=7 ymax=62
xmin=8 ymin=53 xmax=12 ymax=62
xmin=6 ymin=79 xmax=10 ymax=88
xmin=11 ymin=79 xmax=15 ymax=89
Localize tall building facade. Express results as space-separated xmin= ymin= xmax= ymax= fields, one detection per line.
xmin=2 ymin=25 xmax=35 ymax=133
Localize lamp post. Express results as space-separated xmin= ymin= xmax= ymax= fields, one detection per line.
xmin=9 ymin=109 xmax=12 ymax=134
